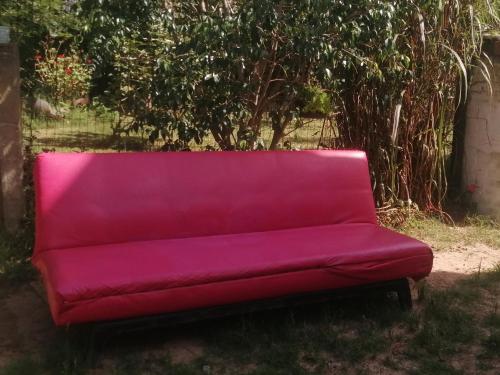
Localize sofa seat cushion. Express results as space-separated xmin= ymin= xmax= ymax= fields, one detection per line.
xmin=33 ymin=223 xmax=432 ymax=325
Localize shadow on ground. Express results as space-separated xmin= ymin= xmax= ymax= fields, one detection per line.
xmin=1 ymin=266 xmax=499 ymax=374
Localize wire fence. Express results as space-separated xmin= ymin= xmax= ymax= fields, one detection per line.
xmin=23 ymin=102 xmax=139 ymax=153
xmin=22 ymin=104 xmax=337 ymax=153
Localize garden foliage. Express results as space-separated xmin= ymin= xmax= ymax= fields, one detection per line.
xmin=0 ymin=0 xmax=79 ymax=92
xmin=34 ymin=41 xmax=94 ymax=103
xmin=3 ymin=0 xmax=499 ymax=211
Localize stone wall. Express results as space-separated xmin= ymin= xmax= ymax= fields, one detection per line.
xmin=463 ymin=36 xmax=500 ymax=220
xmin=0 ymin=43 xmax=24 ymax=233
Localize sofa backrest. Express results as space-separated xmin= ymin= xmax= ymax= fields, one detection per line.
xmin=34 ymin=150 xmax=377 ymax=255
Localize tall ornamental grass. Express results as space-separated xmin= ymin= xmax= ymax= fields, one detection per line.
xmin=331 ymin=1 xmax=498 ymax=211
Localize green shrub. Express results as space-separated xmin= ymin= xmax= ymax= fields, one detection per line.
xmin=0 ymin=0 xmax=80 ymax=93
xmin=6 ymin=0 xmax=499 ymax=210
xmin=35 ymin=40 xmax=94 ymax=103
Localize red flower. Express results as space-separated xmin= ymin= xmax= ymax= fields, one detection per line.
xmin=86 ymin=58 xmax=93 ymax=64
xmin=466 ymin=184 xmax=478 ymax=193
xmin=57 ymin=54 xmax=65 ymax=59
xmin=34 ymin=54 xmax=42 ymax=62
xmin=65 ymin=67 xmax=73 ymax=75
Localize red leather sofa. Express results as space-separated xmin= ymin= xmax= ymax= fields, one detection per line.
xmin=32 ymin=150 xmax=433 ymax=326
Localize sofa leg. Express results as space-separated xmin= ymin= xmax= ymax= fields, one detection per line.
xmin=396 ymin=278 xmax=412 ymax=310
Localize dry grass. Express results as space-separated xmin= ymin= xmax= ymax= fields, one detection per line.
xmin=1 ymin=215 xmax=499 ymax=374
xmin=24 ymin=108 xmax=328 ymax=153
xmin=399 ymin=214 xmax=500 ymax=251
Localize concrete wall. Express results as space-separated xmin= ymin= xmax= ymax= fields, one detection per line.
xmin=463 ymin=36 xmax=500 ymax=220
xmin=0 ymin=43 xmax=24 ymax=232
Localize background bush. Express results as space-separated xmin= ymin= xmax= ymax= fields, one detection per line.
xmin=34 ymin=41 xmax=94 ymax=103
xmin=2 ymin=0 xmax=499 ymax=212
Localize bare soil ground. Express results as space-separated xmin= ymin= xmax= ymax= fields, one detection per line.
xmin=429 ymin=243 xmax=500 ymax=289
xmin=1 ymin=219 xmax=499 ymax=374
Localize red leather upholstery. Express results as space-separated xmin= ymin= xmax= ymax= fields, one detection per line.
xmin=32 ymin=150 xmax=433 ymax=325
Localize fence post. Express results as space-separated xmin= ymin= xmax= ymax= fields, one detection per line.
xmin=0 ymin=41 xmax=25 ymax=233
xmin=463 ymin=35 xmax=500 ymax=220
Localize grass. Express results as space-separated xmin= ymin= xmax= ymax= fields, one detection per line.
xmin=0 ymin=227 xmax=35 ymax=287
xmin=1 ymin=205 xmax=500 ymax=373
xmin=23 ymin=106 xmax=136 ymax=153
xmin=23 ymin=107 xmax=329 ymax=153
xmin=398 ymin=213 xmax=500 ymax=251
xmin=0 ymin=358 xmax=42 ymax=375
xmin=410 ymin=289 xmax=478 ymax=356
xmin=1 ymin=267 xmax=499 ymax=374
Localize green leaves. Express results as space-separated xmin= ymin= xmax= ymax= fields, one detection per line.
xmin=20 ymin=0 xmax=490 ymax=210
xmin=301 ymin=85 xmax=333 ymax=116
xmin=34 ymin=41 xmax=94 ymax=102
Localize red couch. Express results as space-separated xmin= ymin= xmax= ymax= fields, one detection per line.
xmin=32 ymin=150 xmax=433 ymax=326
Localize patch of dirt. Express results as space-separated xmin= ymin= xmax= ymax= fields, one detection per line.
xmin=428 ymin=243 xmax=500 ymax=289
xmin=1 ymin=242 xmax=499 ymax=373
xmin=0 ymin=283 xmax=54 ymax=366
xmin=163 ymin=337 xmax=205 ymax=365
xmin=349 ymin=242 xmax=500 ymax=375
xmin=298 ymin=351 xmax=322 ymax=373
xmin=89 ymin=335 xmax=206 ymax=374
